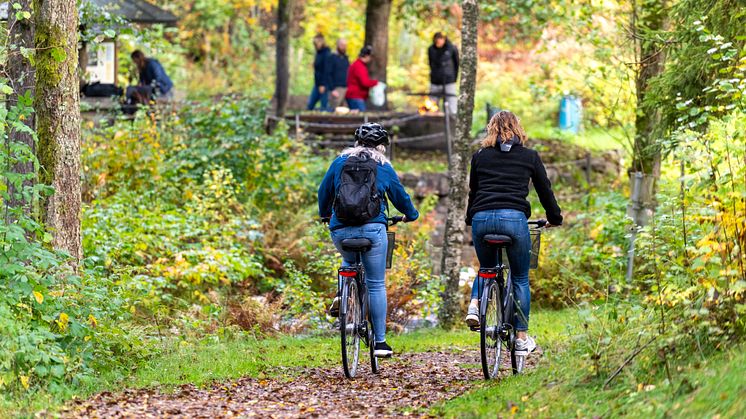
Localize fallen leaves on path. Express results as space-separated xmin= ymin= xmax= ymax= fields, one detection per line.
xmin=64 ymin=348 xmax=541 ymax=418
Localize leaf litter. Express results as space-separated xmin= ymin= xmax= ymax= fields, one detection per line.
xmin=64 ymin=348 xmax=541 ymax=418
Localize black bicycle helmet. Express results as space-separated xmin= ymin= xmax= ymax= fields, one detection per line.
xmin=354 ymin=122 xmax=389 ymax=147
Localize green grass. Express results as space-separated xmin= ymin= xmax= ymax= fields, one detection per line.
xmin=528 ymin=123 xmax=629 ymax=151
xmin=0 ymin=319 xmax=487 ymax=417
xmin=434 ymin=309 xmax=746 ymax=419
xmin=7 ymin=308 xmax=742 ymax=418
xmin=99 ymin=327 xmax=478 ymax=392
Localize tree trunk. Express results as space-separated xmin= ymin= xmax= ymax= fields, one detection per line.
xmin=275 ymin=0 xmax=292 ymax=117
xmin=33 ymin=0 xmax=82 ymax=262
xmin=6 ymin=0 xmax=35 ymax=217
xmin=629 ymin=0 xmax=667 ymax=226
xmin=438 ymin=0 xmax=478 ymax=329
xmin=364 ymin=0 xmax=392 ymax=82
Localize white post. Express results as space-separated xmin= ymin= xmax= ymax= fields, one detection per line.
xmin=626 ymin=172 xmax=644 ymax=283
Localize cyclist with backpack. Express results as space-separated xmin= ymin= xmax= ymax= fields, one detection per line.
xmin=465 ymin=111 xmax=563 ymax=356
xmin=318 ymin=123 xmax=419 ymax=358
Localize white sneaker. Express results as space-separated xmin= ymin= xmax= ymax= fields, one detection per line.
xmin=465 ymin=303 xmax=480 ymax=328
xmin=515 ymin=335 xmax=537 ymax=355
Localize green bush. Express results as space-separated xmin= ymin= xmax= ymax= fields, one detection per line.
xmin=0 ymin=90 xmax=141 ymax=400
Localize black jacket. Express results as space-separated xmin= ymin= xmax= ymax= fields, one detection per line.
xmin=313 ymin=46 xmax=332 ymax=87
xmin=326 ymin=52 xmax=349 ymax=89
xmin=428 ymin=40 xmax=459 ymax=85
xmin=466 ymin=145 xmax=563 ymax=226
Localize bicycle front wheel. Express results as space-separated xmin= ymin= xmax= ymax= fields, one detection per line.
xmin=480 ymin=280 xmax=504 ymax=379
xmin=340 ymin=279 xmax=361 ymax=378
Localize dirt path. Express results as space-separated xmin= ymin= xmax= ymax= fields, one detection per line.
xmin=64 ymin=348 xmax=541 ymax=418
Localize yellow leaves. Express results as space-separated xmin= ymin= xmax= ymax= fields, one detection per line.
xmin=89 ymin=314 xmax=98 ymax=328
xmin=33 ymin=291 xmax=44 ymax=304
xmin=20 ymin=375 xmax=30 ymax=390
xmin=193 ymin=290 xmax=210 ymax=304
xmin=589 ymin=223 xmax=604 ymax=240
xmin=636 ymin=383 xmax=656 ymax=392
xmin=56 ymin=312 xmax=69 ymax=332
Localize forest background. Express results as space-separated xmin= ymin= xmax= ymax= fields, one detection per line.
xmin=1 ymin=0 xmax=744 ymax=416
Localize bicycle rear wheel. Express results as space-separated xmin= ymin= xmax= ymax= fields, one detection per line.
xmin=480 ymin=280 xmax=504 ymax=379
xmin=340 ymin=279 xmax=361 ymax=378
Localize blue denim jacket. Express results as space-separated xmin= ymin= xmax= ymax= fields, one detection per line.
xmin=318 ymin=155 xmax=419 ymax=230
xmin=140 ymin=58 xmax=173 ymax=94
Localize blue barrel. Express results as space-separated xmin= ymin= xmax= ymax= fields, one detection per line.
xmin=559 ymin=95 xmax=582 ymax=133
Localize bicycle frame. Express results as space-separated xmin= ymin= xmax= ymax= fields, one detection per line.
xmin=338 ymin=249 xmax=376 ymax=347
xmin=474 ymin=219 xmax=547 ymax=378
xmin=338 ymin=252 xmax=370 ymax=334
xmin=475 ymin=249 xmax=513 ymax=338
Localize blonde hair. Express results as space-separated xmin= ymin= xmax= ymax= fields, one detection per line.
xmin=481 ymin=111 xmax=528 ymax=148
xmin=340 ymin=144 xmax=389 ymax=165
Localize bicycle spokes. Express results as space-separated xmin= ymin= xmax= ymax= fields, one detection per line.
xmin=341 ymin=280 xmax=361 ymax=378
xmin=480 ymin=282 xmax=504 ymax=379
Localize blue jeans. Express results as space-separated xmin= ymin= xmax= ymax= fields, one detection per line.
xmin=471 ymin=209 xmax=532 ymax=331
xmin=330 ymin=223 xmax=388 ymax=342
xmin=346 ymin=98 xmax=367 ymax=112
xmin=307 ymin=85 xmax=329 ymax=111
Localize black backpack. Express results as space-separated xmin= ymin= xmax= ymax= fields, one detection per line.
xmin=334 ymin=154 xmax=381 ymax=224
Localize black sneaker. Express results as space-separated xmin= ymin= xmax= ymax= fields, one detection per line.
xmin=374 ymin=341 xmax=393 ymax=358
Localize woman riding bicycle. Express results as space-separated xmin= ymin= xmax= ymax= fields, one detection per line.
xmin=318 ymin=122 xmax=419 ymax=358
xmin=465 ymin=111 xmax=563 ymax=355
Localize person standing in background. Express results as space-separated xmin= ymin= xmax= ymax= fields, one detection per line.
xmin=131 ymin=50 xmax=174 ymax=101
xmin=428 ymin=32 xmax=459 ymax=112
xmin=307 ymin=34 xmax=332 ymax=111
xmin=345 ymin=46 xmax=378 ymax=112
xmin=326 ymin=39 xmax=350 ymax=111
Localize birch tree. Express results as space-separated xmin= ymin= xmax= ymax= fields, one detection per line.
xmin=439 ymin=0 xmax=478 ymax=328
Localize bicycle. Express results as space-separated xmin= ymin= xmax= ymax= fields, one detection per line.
xmin=472 ymin=219 xmax=547 ymax=379
xmin=326 ymin=216 xmax=404 ymax=379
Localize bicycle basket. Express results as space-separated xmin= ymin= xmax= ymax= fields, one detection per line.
xmin=386 ymin=231 xmax=395 ymax=269
xmin=529 ymin=229 xmax=542 ymax=269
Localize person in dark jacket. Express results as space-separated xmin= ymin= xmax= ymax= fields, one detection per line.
xmin=318 ymin=123 xmax=419 ymax=357
xmin=326 ymin=38 xmax=350 ymax=110
xmin=345 ymin=46 xmax=378 ymax=112
xmin=307 ymin=34 xmax=332 ymax=111
xmin=428 ymin=32 xmax=459 ymax=112
xmin=465 ymin=111 xmax=563 ymax=357
xmin=131 ymin=50 xmax=174 ymax=100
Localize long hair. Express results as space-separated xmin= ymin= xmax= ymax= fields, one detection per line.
xmin=340 ymin=143 xmax=389 ymax=165
xmin=481 ymin=111 xmax=528 ymax=148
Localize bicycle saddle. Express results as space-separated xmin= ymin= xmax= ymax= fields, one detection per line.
xmin=483 ymin=234 xmax=512 ymax=246
xmin=341 ymin=238 xmax=373 ymax=252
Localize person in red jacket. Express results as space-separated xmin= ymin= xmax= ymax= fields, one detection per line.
xmin=345 ymin=45 xmax=378 ymax=112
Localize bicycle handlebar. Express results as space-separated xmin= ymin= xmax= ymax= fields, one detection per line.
xmin=528 ymin=219 xmax=548 ymax=228
xmin=388 ymin=216 xmax=405 ymax=226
